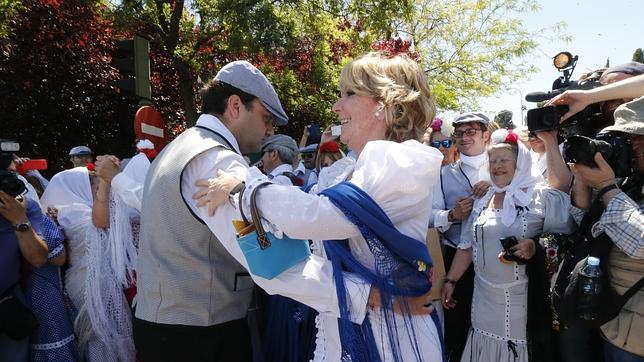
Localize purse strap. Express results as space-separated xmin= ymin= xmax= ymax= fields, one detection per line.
xmin=617 ymin=275 xmax=644 ymax=308
xmin=240 ymin=182 xmax=273 ymax=249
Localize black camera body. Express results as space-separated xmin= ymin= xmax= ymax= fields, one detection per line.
xmin=525 ymin=53 xmax=634 ymax=178
xmin=563 ymin=132 xmax=633 ymax=178
xmin=0 ymin=139 xmax=26 ymax=197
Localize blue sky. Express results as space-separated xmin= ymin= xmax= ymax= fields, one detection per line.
xmin=470 ymin=0 xmax=643 ymax=127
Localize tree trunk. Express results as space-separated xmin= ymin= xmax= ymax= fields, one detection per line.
xmin=175 ymin=60 xmax=198 ymax=126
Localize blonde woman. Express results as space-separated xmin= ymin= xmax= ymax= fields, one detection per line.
xmin=196 ymin=52 xmax=445 ymax=361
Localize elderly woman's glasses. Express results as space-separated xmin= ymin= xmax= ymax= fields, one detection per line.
xmin=430 ymin=140 xmax=453 ymax=149
xmin=453 ymin=128 xmax=482 ymax=138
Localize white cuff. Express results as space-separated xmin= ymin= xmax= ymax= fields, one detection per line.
xmin=343 ymin=273 xmax=371 ymax=324
xmin=434 ymin=209 xmax=453 ymax=232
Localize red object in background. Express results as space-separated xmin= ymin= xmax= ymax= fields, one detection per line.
xmin=134 ymin=106 xmax=168 ymax=151
xmin=15 ymin=159 xmax=48 ymax=175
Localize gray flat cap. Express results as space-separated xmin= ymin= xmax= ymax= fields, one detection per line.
xmin=69 ymin=146 xmax=92 ymax=156
xmin=452 ymin=112 xmax=490 ymax=126
xmin=261 ymin=134 xmax=298 ymax=153
xmin=299 ymin=143 xmax=318 ymax=153
xmin=215 ymin=61 xmax=289 ymax=126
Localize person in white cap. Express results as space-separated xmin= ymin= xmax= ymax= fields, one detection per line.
xmin=68 ymin=146 xmax=93 ymax=168
xmin=133 ymin=60 xmax=289 ymax=361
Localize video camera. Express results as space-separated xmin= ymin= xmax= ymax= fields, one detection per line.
xmin=0 ymin=140 xmax=27 ymax=197
xmin=525 ymin=52 xmax=633 ymax=178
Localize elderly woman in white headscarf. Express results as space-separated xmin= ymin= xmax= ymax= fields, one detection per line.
xmin=40 ymin=167 xmax=136 ymax=361
xmin=440 ymin=129 xmax=574 ymax=362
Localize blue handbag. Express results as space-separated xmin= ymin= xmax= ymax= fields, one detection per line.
xmin=235 ymin=182 xmax=311 ymax=280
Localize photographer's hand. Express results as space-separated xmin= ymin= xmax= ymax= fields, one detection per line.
xmin=571 ymin=153 xmax=616 ymax=190
xmin=547 ymin=90 xmax=593 ymax=122
xmin=299 ymin=125 xmax=311 ymax=148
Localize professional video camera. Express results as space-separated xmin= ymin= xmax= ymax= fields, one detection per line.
xmin=0 ymin=140 xmax=27 ymax=197
xmin=526 ymin=52 xmax=607 ymax=138
xmin=525 ymin=52 xmax=633 ymax=178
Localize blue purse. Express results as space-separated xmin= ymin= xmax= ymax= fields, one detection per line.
xmin=235 ymin=182 xmax=311 ymax=280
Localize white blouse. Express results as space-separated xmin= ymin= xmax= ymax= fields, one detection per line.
xmin=241 ymin=139 xmax=444 ymax=361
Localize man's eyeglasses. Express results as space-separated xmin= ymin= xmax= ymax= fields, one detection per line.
xmin=528 ymin=132 xmax=538 ymax=139
xmin=453 ymin=128 xmax=482 ymax=138
xmin=301 ymin=153 xmax=315 ymax=160
xmin=430 ymin=140 xmax=453 ymax=149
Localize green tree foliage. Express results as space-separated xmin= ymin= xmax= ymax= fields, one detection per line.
xmin=405 ymin=0 xmax=562 ymax=110
xmin=0 ymin=0 xmax=138 ymax=174
xmin=633 ymin=48 xmax=644 ymax=64
xmin=494 ymin=109 xmax=515 ymax=129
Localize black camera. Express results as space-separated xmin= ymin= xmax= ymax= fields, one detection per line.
xmin=0 ymin=140 xmax=26 ymax=197
xmin=526 ymin=52 xmax=607 ymax=139
xmin=563 ymin=132 xmax=632 ymax=178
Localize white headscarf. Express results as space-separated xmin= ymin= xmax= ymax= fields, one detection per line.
xmin=475 ymin=129 xmax=543 ymax=227
xmin=40 ymin=167 xmax=93 ymax=211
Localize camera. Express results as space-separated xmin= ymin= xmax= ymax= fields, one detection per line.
xmin=526 ymin=51 xmax=606 ymax=138
xmin=0 ymin=139 xmax=27 ymax=197
xmin=563 ymin=132 xmax=632 ymax=178
xmin=525 ymin=51 xmax=634 ymax=178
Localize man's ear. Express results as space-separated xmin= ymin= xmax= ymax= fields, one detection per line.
xmin=483 ymin=130 xmax=491 ymax=144
xmin=225 ymin=95 xmax=242 ymax=121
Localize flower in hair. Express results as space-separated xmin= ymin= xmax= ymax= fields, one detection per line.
xmin=319 ymin=141 xmax=340 ymax=153
xmin=430 ymin=118 xmax=443 ymax=132
xmin=504 ymin=129 xmax=519 ymax=144
xmin=490 ymin=128 xmax=518 ymax=145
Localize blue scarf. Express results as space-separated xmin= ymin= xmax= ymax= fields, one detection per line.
xmin=320 ymin=182 xmax=444 ymax=362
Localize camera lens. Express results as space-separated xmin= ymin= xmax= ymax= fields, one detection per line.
xmin=0 ymin=170 xmax=27 ymax=197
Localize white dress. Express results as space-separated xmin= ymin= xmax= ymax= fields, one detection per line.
xmin=58 ymin=204 xmax=135 ymax=362
xmin=244 ymin=140 xmax=444 ymax=361
xmin=457 ymin=186 xmax=574 ymax=362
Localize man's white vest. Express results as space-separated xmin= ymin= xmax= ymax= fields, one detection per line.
xmin=135 ymin=127 xmax=253 ymax=326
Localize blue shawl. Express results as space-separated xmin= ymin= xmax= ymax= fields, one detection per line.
xmin=320 ymin=182 xmax=444 ymax=361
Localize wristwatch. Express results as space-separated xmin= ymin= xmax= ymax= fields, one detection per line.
xmin=14 ymin=220 xmax=31 ymax=232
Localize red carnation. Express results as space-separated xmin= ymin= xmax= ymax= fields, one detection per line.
xmin=504 ymin=130 xmax=519 ymax=145
xmin=85 ymin=163 xmax=95 ymax=171
xmin=319 ymin=141 xmax=340 ymax=153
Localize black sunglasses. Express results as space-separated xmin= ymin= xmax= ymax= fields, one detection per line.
xmin=430 ymin=139 xmax=453 ymax=149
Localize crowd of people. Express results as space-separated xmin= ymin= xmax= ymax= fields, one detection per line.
xmin=1 ymin=51 xmax=643 ymax=362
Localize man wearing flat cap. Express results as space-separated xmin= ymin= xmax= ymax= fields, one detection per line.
xmin=134 ymin=61 xmax=289 ymax=361
xmin=431 ymin=111 xmax=492 ymax=361
xmin=68 ymin=145 xmax=93 ymax=168
xmin=260 ymin=134 xmax=300 ymax=186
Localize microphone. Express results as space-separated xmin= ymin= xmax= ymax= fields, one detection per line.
xmin=525 ymin=89 xmax=564 ymax=102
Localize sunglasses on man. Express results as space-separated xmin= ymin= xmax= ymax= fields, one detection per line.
xmin=301 ymin=153 xmax=315 ymax=160
xmin=430 ymin=139 xmax=453 ymax=149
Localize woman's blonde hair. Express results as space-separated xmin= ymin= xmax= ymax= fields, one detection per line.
xmin=339 ymin=52 xmax=436 ymax=142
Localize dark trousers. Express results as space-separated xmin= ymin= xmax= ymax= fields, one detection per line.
xmin=134 ymin=317 xmax=252 ymax=362
xmin=443 ymin=245 xmax=475 ymax=362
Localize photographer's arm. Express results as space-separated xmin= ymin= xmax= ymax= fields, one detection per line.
xmin=299 ymin=125 xmax=310 ymax=148
xmin=538 ymin=130 xmax=571 ymax=192
xmin=549 ymin=74 xmax=644 ymax=121
xmin=0 ymin=192 xmax=48 ymax=267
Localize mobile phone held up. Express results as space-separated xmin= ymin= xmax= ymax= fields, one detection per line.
xmin=498 ymin=236 xmax=526 ymax=264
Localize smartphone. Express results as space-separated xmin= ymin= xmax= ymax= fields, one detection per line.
xmin=331 ymin=125 xmax=342 ymax=136
xmin=499 ymin=236 xmax=518 ymax=251
xmin=15 ymin=159 xmax=48 ymax=175
xmin=308 ymin=124 xmax=321 ymax=143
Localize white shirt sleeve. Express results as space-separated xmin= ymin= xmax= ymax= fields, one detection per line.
xmin=181 ymin=148 xmax=371 ymax=324
xmin=430 ymin=175 xmax=453 ymax=231
xmin=111 ymin=173 xmax=144 ymax=212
